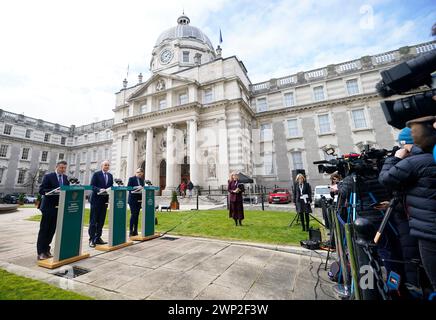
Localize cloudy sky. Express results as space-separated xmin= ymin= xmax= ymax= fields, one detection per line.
xmin=0 ymin=0 xmax=435 ymax=126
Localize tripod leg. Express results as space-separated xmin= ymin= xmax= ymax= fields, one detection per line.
xmin=289 ymin=213 xmax=299 ymax=227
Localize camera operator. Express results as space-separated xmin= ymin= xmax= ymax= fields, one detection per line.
xmin=378 ymin=116 xmax=436 ymax=292
xmin=329 ymin=172 xmax=342 ymax=199
xmin=377 ymin=128 xmax=422 ymax=297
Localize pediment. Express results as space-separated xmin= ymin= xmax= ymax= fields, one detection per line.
xmin=128 ymin=73 xmax=197 ymax=101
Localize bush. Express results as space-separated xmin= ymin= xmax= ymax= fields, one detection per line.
xmin=171 ymin=191 xmax=179 ymax=203
xmin=18 ymin=193 xmax=25 ymax=204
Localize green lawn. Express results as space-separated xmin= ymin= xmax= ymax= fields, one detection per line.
xmin=0 ymin=269 xmax=92 ymax=300
xmin=28 ymin=208 xmax=320 ymax=245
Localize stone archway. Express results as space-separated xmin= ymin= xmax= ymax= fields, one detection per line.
xmin=181 ymin=155 xmax=190 ymax=183
xmin=159 ymin=159 xmax=166 ymax=196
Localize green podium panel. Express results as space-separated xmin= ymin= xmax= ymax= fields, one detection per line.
xmin=38 ymin=185 xmax=92 ymax=269
xmin=131 ymin=186 xmax=160 ymax=241
xmin=96 ymin=186 xmax=133 ymax=251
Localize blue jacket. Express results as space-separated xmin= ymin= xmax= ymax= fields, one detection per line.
xmin=379 ymin=146 xmax=436 ymax=242
xmin=127 ymin=176 xmax=144 ymax=207
xmin=39 ymin=172 xmax=70 ymax=211
xmin=90 ymin=170 xmax=113 ymax=206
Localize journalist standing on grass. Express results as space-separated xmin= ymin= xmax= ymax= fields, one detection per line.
xmin=228 ymin=172 xmax=245 ymax=226
xmin=127 ymin=168 xmax=145 ymax=237
xmin=293 ymin=174 xmax=312 ymax=232
xmin=36 ymin=160 xmax=70 ymax=260
xmin=89 ymin=160 xmax=113 ymax=247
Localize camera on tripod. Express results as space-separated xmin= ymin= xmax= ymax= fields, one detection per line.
xmin=314 ymin=145 xmax=399 ymax=178
xmin=376 ymin=49 xmax=436 ymax=129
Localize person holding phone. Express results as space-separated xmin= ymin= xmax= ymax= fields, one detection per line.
xmin=228 ymin=172 xmax=245 ymax=226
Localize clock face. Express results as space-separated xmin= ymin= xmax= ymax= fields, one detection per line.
xmin=160 ymin=49 xmax=173 ymax=64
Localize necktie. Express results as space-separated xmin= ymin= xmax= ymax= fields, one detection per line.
xmin=104 ymin=172 xmax=108 ymax=185
xmin=58 ymin=175 xmax=63 ymax=186
xmin=137 ymin=178 xmax=141 ymax=186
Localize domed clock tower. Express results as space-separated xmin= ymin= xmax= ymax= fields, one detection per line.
xmin=150 ymin=14 xmax=216 ymax=74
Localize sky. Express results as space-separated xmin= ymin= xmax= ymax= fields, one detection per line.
xmin=0 ymin=0 xmax=435 ymax=126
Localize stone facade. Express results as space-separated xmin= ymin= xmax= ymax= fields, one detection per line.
xmin=1 ymin=14 xmax=435 ymax=195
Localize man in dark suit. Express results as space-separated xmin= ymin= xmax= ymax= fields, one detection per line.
xmin=89 ymin=160 xmax=113 ymax=247
xmin=36 ymin=160 xmax=70 ymax=260
xmin=127 ymin=168 xmax=145 ymax=237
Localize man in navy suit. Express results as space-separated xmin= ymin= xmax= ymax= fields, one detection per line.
xmin=127 ymin=168 xmax=145 ymax=237
xmin=89 ymin=160 xmax=113 ymax=247
xmin=36 ymin=160 xmax=70 ymax=260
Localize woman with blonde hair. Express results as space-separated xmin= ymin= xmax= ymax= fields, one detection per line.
xmin=228 ymin=171 xmax=245 ymax=226
xmin=292 ymin=173 xmax=312 ymax=231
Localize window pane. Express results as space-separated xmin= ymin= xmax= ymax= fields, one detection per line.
xmin=260 ymin=123 xmax=272 ymax=141
xmin=159 ymin=98 xmax=167 ymax=110
xmin=25 ymin=129 xmax=32 ymax=138
xmin=3 ymin=124 xmax=12 ymax=135
xmin=352 ymin=109 xmax=367 ymax=129
xmin=287 ymin=119 xmax=299 ymax=137
xmin=313 ymin=86 xmax=325 ymax=101
xmin=179 ymin=93 xmax=188 ymax=105
xmin=22 ymin=148 xmax=30 ymax=160
xmin=61 ymin=137 xmax=66 ymax=145
xmin=44 ymin=133 xmax=50 ymax=142
xmin=346 ymin=79 xmax=359 ymax=95
xmin=284 ymin=93 xmax=294 ymax=107
xmin=41 ymin=151 xmax=48 ymax=162
xmin=318 ymin=114 xmax=331 ymax=133
xmin=0 ymin=168 xmax=4 ymax=183
xmin=257 ymin=98 xmax=267 ymax=112
xmin=263 ymin=153 xmax=274 ymax=175
xmin=291 ymin=152 xmax=304 ymax=170
xmin=183 ymin=51 xmax=189 ymax=63
xmin=0 ymin=145 xmax=8 ymax=157
xmin=17 ymin=170 xmax=26 ymax=184
xmin=204 ymin=89 xmax=213 ymax=103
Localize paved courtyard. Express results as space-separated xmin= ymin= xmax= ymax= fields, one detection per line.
xmin=0 ymin=208 xmax=336 ymax=300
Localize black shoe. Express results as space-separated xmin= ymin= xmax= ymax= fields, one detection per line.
xmin=45 ymin=251 xmax=53 ymax=258
xmin=95 ymin=238 xmax=107 ymax=245
xmin=89 ymin=240 xmax=96 ymax=248
xmin=37 ymin=253 xmax=50 ymax=260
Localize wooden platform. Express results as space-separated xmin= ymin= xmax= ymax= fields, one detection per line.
xmin=95 ymin=241 xmax=133 ymax=252
xmin=37 ymin=253 xmax=90 ymax=269
xmin=130 ymin=233 xmax=160 ymax=242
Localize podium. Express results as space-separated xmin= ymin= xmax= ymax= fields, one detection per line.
xmin=96 ymin=186 xmax=134 ymax=251
xmin=130 ymin=185 xmax=160 ymax=241
xmin=38 ymin=185 xmax=91 ymax=269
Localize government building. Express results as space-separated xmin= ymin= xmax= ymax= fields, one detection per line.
xmin=1 ymin=14 xmax=435 ymax=196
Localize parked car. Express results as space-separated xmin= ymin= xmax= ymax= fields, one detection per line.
xmin=243 ymin=195 xmax=259 ymax=204
xmin=268 ymin=188 xmax=292 ymax=204
xmin=314 ymin=185 xmax=332 ymax=207
xmin=2 ymin=194 xmax=19 ymax=204
xmin=24 ymin=195 xmax=37 ymax=203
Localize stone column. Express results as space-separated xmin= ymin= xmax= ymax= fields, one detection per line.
xmin=218 ymin=117 xmax=229 ymax=185
xmin=145 ymin=127 xmax=154 ymax=183
xmin=188 ymin=119 xmax=199 ymax=186
xmin=126 ymin=131 xmax=134 ymax=181
xmin=164 ymin=123 xmax=176 ymax=195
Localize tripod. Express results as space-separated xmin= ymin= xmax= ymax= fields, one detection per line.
xmin=289 ymin=206 xmax=326 ymax=228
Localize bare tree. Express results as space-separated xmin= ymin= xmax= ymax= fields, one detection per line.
xmin=24 ymin=169 xmax=39 ymax=195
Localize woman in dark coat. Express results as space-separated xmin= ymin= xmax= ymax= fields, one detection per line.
xmin=293 ymin=174 xmax=312 ymax=231
xmin=228 ymin=172 xmax=245 ymax=226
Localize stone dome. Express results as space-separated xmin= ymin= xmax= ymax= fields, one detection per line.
xmin=154 ymin=15 xmax=214 ymax=51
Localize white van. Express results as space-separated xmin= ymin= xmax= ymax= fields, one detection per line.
xmin=314 ymin=185 xmax=332 ymax=207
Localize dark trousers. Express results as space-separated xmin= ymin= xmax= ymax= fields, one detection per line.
xmin=36 ymin=208 xmax=57 ymax=255
xmin=129 ymin=204 xmax=140 ymax=235
xmin=298 ymin=211 xmax=310 ymax=231
xmin=89 ymin=203 xmax=108 ymax=242
xmin=418 ymin=239 xmax=436 ymax=291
